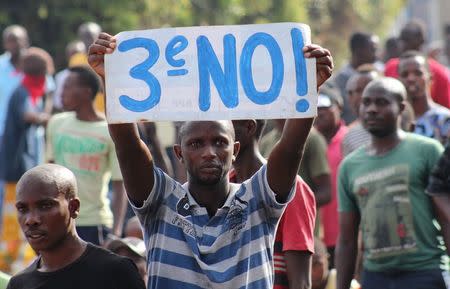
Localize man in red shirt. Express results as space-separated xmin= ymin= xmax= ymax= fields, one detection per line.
xmin=314 ymin=88 xmax=348 ymax=268
xmin=384 ymin=20 xmax=450 ymax=108
xmin=232 ymin=119 xmax=316 ymax=289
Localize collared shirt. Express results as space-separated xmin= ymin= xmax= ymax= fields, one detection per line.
xmin=414 ymin=105 xmax=450 ymax=144
xmin=132 ymin=165 xmax=294 ymax=289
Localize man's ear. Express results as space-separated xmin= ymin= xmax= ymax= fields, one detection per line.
xmin=399 ymin=100 xmax=406 ymax=114
xmin=233 ymin=141 xmax=240 ymax=162
xmin=69 ymin=198 xmax=80 ymax=219
xmin=247 ymin=120 xmax=257 ymax=136
xmin=173 ymin=144 xmax=183 ymax=163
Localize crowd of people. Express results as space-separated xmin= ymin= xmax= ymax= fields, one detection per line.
xmin=0 ymin=18 xmax=448 ymax=289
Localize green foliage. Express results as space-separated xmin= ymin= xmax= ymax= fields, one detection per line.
xmin=0 ymin=0 xmax=405 ymax=70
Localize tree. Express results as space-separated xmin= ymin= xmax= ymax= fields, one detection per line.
xmin=0 ymin=0 xmax=405 ymax=70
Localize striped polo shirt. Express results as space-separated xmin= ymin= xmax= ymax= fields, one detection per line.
xmin=131 ymin=165 xmax=293 ymax=289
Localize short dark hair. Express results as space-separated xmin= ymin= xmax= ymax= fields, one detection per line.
xmin=400 ymin=20 xmax=426 ymax=40
xmin=23 ymin=47 xmax=54 ymax=76
xmin=177 ymin=121 xmax=235 ymax=144
xmin=398 ymin=50 xmax=430 ymax=73
xmin=68 ymin=66 xmax=101 ymax=99
xmin=350 ymin=32 xmax=374 ymax=53
xmin=364 ymin=77 xmax=407 ymax=104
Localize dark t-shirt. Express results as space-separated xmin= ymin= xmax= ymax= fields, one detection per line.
xmin=6 ymin=243 xmax=145 ymax=289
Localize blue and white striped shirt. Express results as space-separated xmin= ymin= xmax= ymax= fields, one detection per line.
xmin=131 ymin=165 xmax=293 ymax=289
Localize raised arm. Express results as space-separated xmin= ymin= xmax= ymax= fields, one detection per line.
xmin=267 ymin=45 xmax=333 ymax=201
xmin=88 ymin=33 xmax=155 ymax=206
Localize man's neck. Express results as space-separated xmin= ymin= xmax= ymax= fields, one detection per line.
xmin=188 ymin=177 xmax=231 ymax=217
xmin=10 ymin=50 xmax=25 ymax=70
xmin=350 ymin=57 xmax=364 ymax=69
xmin=39 ymin=232 xmax=87 ymax=272
xmin=368 ymin=129 xmax=405 ymax=156
xmin=320 ymin=123 xmax=341 ymax=144
xmin=233 ymin=142 xmax=266 ymax=183
xmin=410 ymin=95 xmax=431 ymax=118
xmin=76 ymin=105 xmax=104 ymax=122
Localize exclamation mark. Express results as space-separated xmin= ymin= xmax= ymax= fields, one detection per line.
xmin=291 ymin=28 xmax=309 ymax=112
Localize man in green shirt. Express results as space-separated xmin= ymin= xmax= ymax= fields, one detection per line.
xmin=336 ymin=77 xmax=449 ymax=289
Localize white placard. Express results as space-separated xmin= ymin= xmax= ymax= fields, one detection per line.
xmin=105 ymin=22 xmax=317 ymax=123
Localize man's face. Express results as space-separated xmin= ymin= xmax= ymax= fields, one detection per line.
xmin=176 ymin=121 xmax=239 ymax=186
xmin=346 ymin=75 xmax=373 ymax=117
xmin=231 ymin=120 xmax=251 ymax=151
xmin=398 ymin=56 xmax=429 ymax=101
xmin=15 ymin=178 xmax=75 ymax=253
xmin=360 ymin=88 xmax=401 ymax=137
xmin=360 ymin=36 xmax=379 ymax=64
xmin=61 ymin=72 xmax=87 ymax=111
xmin=315 ymin=104 xmax=340 ymax=135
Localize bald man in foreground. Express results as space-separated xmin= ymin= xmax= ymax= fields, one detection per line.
xmin=6 ymin=164 xmax=145 ymax=289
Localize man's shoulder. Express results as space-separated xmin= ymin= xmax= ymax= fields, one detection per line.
xmin=47 ymin=112 xmax=76 ymax=133
xmin=6 ymin=260 xmax=38 ymax=288
xmin=404 ymin=132 xmax=442 ymax=146
xmin=333 ymin=63 xmax=353 ymax=78
xmin=428 ymin=105 xmax=450 ymax=117
xmin=305 ymin=127 xmax=327 ymax=148
xmin=84 ymin=243 xmax=126 ymax=263
xmin=75 ymin=244 xmax=138 ymax=274
xmin=428 ymin=57 xmax=450 ymax=74
xmin=49 ymin=111 xmax=75 ymax=123
xmin=10 ymin=85 xmax=28 ymax=99
xmin=340 ymin=145 xmax=367 ymax=167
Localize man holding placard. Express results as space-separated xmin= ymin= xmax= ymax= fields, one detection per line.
xmin=88 ymin=24 xmax=332 ymax=288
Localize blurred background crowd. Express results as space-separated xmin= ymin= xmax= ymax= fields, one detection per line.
xmin=0 ymin=0 xmax=449 ymax=288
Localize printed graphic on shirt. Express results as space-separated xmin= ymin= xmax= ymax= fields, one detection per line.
xmin=53 ymin=133 xmax=107 ymax=175
xmin=353 ymin=164 xmax=418 ymax=259
xmin=225 ymin=198 xmax=248 ymax=237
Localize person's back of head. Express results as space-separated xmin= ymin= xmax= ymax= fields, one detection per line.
xmin=349 ymin=32 xmax=379 ymax=65
xmin=383 ymin=36 xmax=401 ymax=62
xmin=400 ymin=19 xmax=426 ymax=52
xmin=77 ymin=22 xmax=102 ymax=49
xmin=2 ymin=24 xmax=29 ymax=56
xmin=65 ymin=40 xmax=86 ymax=63
xmin=23 ymin=47 xmax=54 ymax=76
